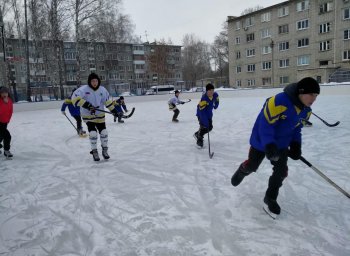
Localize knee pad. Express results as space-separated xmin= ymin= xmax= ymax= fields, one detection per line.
xmin=89 ymin=130 xmax=98 ymax=150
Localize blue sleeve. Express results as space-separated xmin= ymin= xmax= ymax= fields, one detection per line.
xmin=122 ymin=104 xmax=127 ymax=112
xmin=213 ymin=93 xmax=219 ymax=109
xmin=61 ymin=102 xmax=67 ymax=111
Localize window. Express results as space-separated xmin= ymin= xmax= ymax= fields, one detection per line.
xmin=236 ymin=21 xmax=240 ymax=30
xmin=320 ymin=2 xmax=333 ymax=13
xmin=319 ymin=60 xmax=329 ymax=66
xmin=319 ymin=23 xmax=331 ymax=34
xmin=279 ymin=41 xmax=289 ymax=51
xmin=246 ymin=48 xmax=255 ymax=57
xmin=320 ymin=41 xmax=331 ymax=51
xmin=261 ymin=28 xmax=271 ymax=38
xmin=296 ymin=1 xmax=309 ymax=12
xmin=261 ymin=12 xmax=271 ymax=22
xmin=262 ymin=77 xmax=272 ymax=85
xmin=236 ymin=80 xmax=241 ymax=87
xmin=236 ymin=66 xmax=242 ymax=73
xmin=343 ymin=8 xmax=350 ymax=20
xmin=236 ymin=51 xmax=241 ymax=59
xmin=298 ymin=38 xmax=309 ymax=48
xmin=247 ymin=64 xmax=255 ymax=72
xmin=297 ymin=55 xmax=310 ymax=66
xmin=246 ymin=33 xmax=255 ymax=42
xmin=278 ymin=24 xmax=289 ymax=34
xmin=344 ymin=29 xmax=350 ymax=40
xmin=247 ymin=79 xmax=255 ymax=86
xmin=99 ymin=65 xmax=105 ymax=71
xmin=279 ymin=59 xmax=289 ymax=68
xmin=235 ymin=37 xmax=241 ymax=44
xmin=262 ymin=45 xmax=272 ymax=54
xmin=262 ymin=61 xmax=272 ymax=70
xmin=245 ymin=16 xmax=254 ymax=27
xmin=280 ymin=76 xmax=289 ymax=84
xmin=297 ymin=19 xmax=309 ymax=30
xmin=343 ymin=50 xmax=350 ymax=60
xmin=278 ymin=6 xmax=289 ymax=17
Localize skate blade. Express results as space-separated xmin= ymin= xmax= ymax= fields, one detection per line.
xmin=5 ymin=157 xmax=13 ymax=160
xmin=263 ymin=204 xmax=277 ymax=219
xmin=79 ymin=134 xmax=88 ymax=138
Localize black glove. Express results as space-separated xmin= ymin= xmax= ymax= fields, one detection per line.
xmin=265 ymin=143 xmax=279 ymax=161
xmin=288 ymin=141 xmax=301 ymax=160
xmin=181 ymin=102 xmax=185 ymax=105
xmin=82 ymin=101 xmax=96 ymax=115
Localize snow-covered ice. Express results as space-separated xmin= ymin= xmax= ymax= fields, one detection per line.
xmin=1 ymin=85 xmax=350 ymax=255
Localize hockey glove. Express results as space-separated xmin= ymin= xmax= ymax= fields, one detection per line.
xmin=181 ymin=101 xmax=185 ymax=104
xmin=265 ymin=143 xmax=279 ymax=162
xmin=288 ymin=141 xmax=301 ymax=160
xmin=61 ymin=111 xmax=66 ymax=115
xmin=82 ymin=101 xmax=96 ymax=115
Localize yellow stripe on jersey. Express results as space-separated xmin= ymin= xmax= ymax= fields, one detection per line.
xmin=105 ymin=99 xmax=114 ymax=111
xmin=198 ymin=100 xmax=208 ymax=110
xmin=82 ymin=113 xmax=106 ymax=123
xmin=263 ymin=96 xmax=287 ymax=124
xmin=72 ymin=96 xmax=86 ymax=107
xmin=64 ymin=99 xmax=72 ymax=104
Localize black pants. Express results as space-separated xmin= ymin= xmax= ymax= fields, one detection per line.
xmin=172 ymin=109 xmax=180 ymax=120
xmin=86 ymin=122 xmax=106 ymax=133
xmin=197 ymin=117 xmax=213 ymax=138
xmin=242 ymin=146 xmax=289 ymax=200
xmin=0 ymin=122 xmax=11 ymax=151
xmin=72 ymin=115 xmax=82 ymax=130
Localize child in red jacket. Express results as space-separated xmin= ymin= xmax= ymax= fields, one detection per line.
xmin=0 ymin=86 xmax=14 ymax=158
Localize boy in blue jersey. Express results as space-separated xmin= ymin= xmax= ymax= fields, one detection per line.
xmin=231 ymin=77 xmax=320 ymax=216
xmin=61 ymin=88 xmax=86 ymax=135
xmin=112 ymin=96 xmax=128 ymax=123
xmin=194 ymin=83 xmax=219 ymax=147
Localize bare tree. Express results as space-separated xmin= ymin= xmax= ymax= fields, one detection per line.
xmin=241 ymin=5 xmax=264 ymax=15
xmin=181 ymin=34 xmax=211 ymax=87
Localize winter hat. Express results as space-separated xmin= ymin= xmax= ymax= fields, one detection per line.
xmin=0 ymin=86 xmax=9 ymax=94
xmin=119 ymin=96 xmax=124 ymax=100
xmin=206 ymin=83 xmax=214 ymax=91
xmin=174 ymin=90 xmax=180 ymax=94
xmin=297 ymin=77 xmax=320 ymax=95
xmin=88 ymin=73 xmax=101 ymax=90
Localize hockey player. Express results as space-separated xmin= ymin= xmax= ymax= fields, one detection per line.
xmin=61 ymin=89 xmax=86 ymax=136
xmin=193 ymin=83 xmax=219 ymax=147
xmin=231 ymin=77 xmax=320 ymax=217
xmin=168 ymin=90 xmax=185 ymax=122
xmin=112 ymin=96 xmax=128 ymax=123
xmin=71 ymin=73 xmax=118 ymax=161
xmin=0 ymin=86 xmax=14 ymax=159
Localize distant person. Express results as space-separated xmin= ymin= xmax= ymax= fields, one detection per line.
xmin=112 ymin=96 xmax=128 ymax=123
xmin=231 ymin=77 xmax=320 ymax=217
xmin=61 ymin=88 xmax=86 ymax=136
xmin=168 ymin=90 xmax=185 ymax=122
xmin=194 ymin=83 xmax=219 ymax=147
xmin=0 ymin=86 xmax=14 ymax=159
xmin=71 ymin=73 xmax=118 ymax=161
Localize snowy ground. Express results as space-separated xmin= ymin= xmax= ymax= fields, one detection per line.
xmin=1 ymin=85 xmax=350 ymax=256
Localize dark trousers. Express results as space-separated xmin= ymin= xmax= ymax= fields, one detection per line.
xmin=172 ymin=109 xmax=180 ymax=120
xmin=86 ymin=122 xmax=106 ymax=133
xmin=72 ymin=115 xmax=82 ymax=130
xmin=242 ymin=146 xmax=289 ymax=200
xmin=0 ymin=122 xmax=11 ymax=151
xmin=197 ymin=117 xmax=213 ymax=138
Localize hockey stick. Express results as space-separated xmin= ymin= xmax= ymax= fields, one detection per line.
xmin=312 ymin=112 xmax=340 ymax=127
xmin=300 ymin=156 xmax=350 ymax=199
xmin=95 ymin=107 xmax=135 ymax=119
xmin=63 ymin=113 xmax=86 ymax=137
xmin=208 ymin=132 xmax=214 ymax=159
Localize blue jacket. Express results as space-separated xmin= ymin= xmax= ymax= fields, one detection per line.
xmin=61 ymin=98 xmax=81 ymax=116
xmin=113 ymin=98 xmax=128 ymax=113
xmin=250 ymin=83 xmax=312 ymax=151
xmin=196 ymin=92 xmax=219 ymax=128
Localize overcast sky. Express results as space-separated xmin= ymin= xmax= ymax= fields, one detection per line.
xmin=122 ymin=0 xmax=284 ymax=45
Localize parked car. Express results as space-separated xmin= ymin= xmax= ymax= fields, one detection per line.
xmin=119 ymin=91 xmax=135 ymax=97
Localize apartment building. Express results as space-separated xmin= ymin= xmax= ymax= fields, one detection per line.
xmin=0 ymin=39 xmax=182 ymax=100
xmin=228 ymin=0 xmax=350 ymax=88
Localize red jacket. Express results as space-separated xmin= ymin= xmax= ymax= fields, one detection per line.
xmin=0 ymin=97 xmax=13 ymax=123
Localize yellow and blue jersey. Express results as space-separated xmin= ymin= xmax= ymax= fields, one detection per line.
xmin=250 ymin=92 xmax=311 ymax=152
xmin=196 ymin=92 xmax=219 ymax=128
xmin=61 ymin=98 xmax=80 ymax=116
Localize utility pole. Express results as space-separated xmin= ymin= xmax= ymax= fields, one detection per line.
xmin=24 ymin=0 xmax=31 ymax=101
xmin=270 ymin=39 xmax=274 ymax=87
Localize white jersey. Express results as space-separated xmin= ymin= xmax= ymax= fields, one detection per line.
xmin=168 ymin=96 xmax=181 ymax=105
xmin=72 ymin=85 xmax=114 ymax=123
